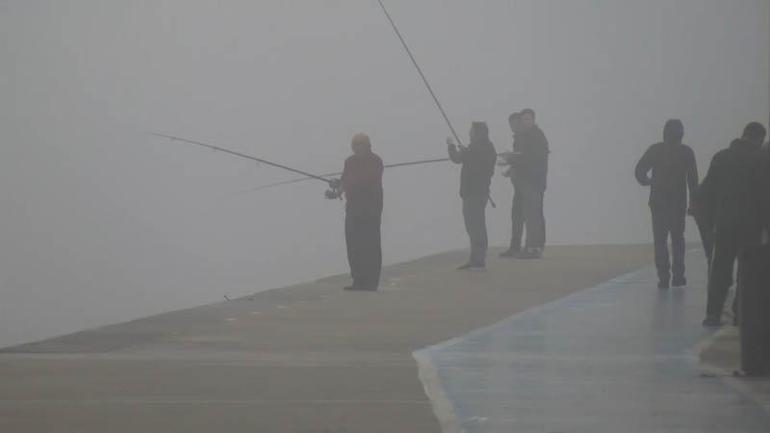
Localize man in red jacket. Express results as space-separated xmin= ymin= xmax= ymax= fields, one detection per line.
xmin=329 ymin=133 xmax=384 ymax=291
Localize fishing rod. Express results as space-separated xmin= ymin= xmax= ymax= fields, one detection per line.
xmin=150 ymin=133 xmax=334 ymax=185
xmin=376 ymin=0 xmax=496 ymax=208
xmin=243 ymin=157 xmax=452 ymax=193
xmin=376 ymin=0 xmax=463 ymax=148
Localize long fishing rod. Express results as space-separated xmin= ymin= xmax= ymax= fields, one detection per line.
xmin=376 ymin=0 xmax=496 ymax=208
xmin=243 ymin=157 xmax=452 ymax=193
xmin=150 ymin=133 xmax=333 ymax=185
xmin=376 ymin=0 xmax=463 ymax=147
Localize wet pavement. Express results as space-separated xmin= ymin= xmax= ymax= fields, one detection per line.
xmin=417 ymin=252 xmax=770 ymax=432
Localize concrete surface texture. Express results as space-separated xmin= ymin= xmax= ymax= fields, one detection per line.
xmin=0 ymin=245 xmax=652 ymax=433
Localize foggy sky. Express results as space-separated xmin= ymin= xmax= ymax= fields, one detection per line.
xmin=1 ymin=0 xmax=768 ymax=347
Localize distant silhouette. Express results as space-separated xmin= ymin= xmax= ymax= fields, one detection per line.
xmin=499 ymin=109 xmax=549 ymax=259
xmin=635 ymin=120 xmax=698 ymax=289
xmin=699 ymin=122 xmax=767 ymax=327
xmin=448 ymin=122 xmax=497 ymax=270
xmin=500 ymin=112 xmax=524 ymax=257
xmin=329 ymin=133 xmax=384 ymax=291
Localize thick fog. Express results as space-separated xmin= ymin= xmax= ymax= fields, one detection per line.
xmin=1 ymin=0 xmax=768 ymax=348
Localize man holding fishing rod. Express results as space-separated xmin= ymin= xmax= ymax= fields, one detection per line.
xmin=152 ymin=132 xmax=386 ymax=291
xmin=327 ymin=133 xmax=384 ymax=291
xmin=447 ymin=122 xmax=497 ymax=270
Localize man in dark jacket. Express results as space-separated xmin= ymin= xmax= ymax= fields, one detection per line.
xmin=448 ymin=122 xmax=497 ymax=269
xmin=501 ymin=108 xmax=549 ymax=259
xmin=700 ymin=122 xmax=767 ymax=326
xmin=635 ymin=119 xmax=698 ymax=289
xmin=329 ymin=133 xmax=384 ymax=291
xmin=499 ymin=112 xmax=525 ymax=257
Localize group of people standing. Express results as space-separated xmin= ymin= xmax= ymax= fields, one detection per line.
xmin=330 ymin=111 xmax=770 ymax=328
xmin=635 ymin=120 xmax=770 ymax=327
xmin=445 ymin=108 xmax=550 ymax=270
xmin=329 ymin=110 xmax=549 ymax=290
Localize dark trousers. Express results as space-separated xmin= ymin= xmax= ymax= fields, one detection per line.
xmin=694 ymin=213 xmax=714 ymax=271
xmin=738 ymin=244 xmax=770 ymax=375
xmin=510 ymin=186 xmax=545 ymax=250
xmin=463 ymin=195 xmax=488 ymax=265
xmin=510 ymin=188 xmax=524 ymax=251
xmin=650 ymin=206 xmax=686 ymax=283
xmin=706 ymin=233 xmax=743 ymax=321
xmin=345 ymin=212 xmax=382 ymax=289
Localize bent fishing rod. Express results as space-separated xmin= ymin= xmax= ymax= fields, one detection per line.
xmin=150 ymin=133 xmax=335 ymax=186
xmin=376 ymin=0 xmax=496 ymax=208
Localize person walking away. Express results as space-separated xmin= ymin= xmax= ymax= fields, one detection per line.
xmin=635 ymin=119 xmax=698 ymax=289
xmin=507 ymin=108 xmax=549 ymax=259
xmin=329 ymin=133 xmax=384 ymax=291
xmin=447 ymin=122 xmax=497 ymax=270
xmin=699 ymin=122 xmax=767 ymax=327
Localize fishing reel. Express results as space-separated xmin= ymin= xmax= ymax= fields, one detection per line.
xmin=325 ymin=178 xmax=343 ymax=200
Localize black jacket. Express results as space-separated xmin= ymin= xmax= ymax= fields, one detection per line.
xmin=698 ymin=138 xmax=765 ymax=240
xmin=448 ymin=139 xmax=497 ymax=198
xmin=511 ymin=126 xmax=549 ymax=191
xmin=754 ymin=146 xmax=770 ymax=233
xmin=635 ymin=141 xmax=698 ymax=211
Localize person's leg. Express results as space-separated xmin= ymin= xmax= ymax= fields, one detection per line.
xmin=517 ymin=188 xmax=544 ymax=258
xmin=651 ymin=207 xmax=671 ymax=287
xmin=694 ymin=213 xmax=714 ymax=275
xmin=670 ymin=209 xmax=687 ymax=286
xmin=462 ymin=196 xmax=487 ymax=267
xmin=695 ymin=214 xmax=714 ymax=262
xmin=533 ymin=189 xmax=546 ymax=249
xmin=705 ymin=235 xmax=738 ymax=324
xmin=345 ymin=214 xmax=363 ymax=288
xmin=366 ymin=213 xmax=383 ymax=289
xmin=477 ymin=196 xmax=488 ymax=265
xmin=462 ymin=198 xmax=474 ymax=264
xmin=510 ymin=189 xmax=524 ymax=251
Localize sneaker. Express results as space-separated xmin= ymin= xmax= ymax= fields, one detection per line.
xmin=672 ymin=277 xmax=687 ymax=287
xmin=457 ymin=262 xmax=485 ymax=270
xmin=702 ymin=317 xmax=723 ymax=328
xmin=657 ymin=280 xmax=670 ymax=290
xmin=499 ymin=248 xmax=520 ymax=258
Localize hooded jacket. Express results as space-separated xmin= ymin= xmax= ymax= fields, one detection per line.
xmin=635 ymin=140 xmax=698 ymax=211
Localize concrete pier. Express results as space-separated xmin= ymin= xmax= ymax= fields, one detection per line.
xmin=2 ymin=245 xmax=766 ymax=432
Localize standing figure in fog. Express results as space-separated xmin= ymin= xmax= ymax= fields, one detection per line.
xmin=328 ymin=133 xmax=384 ymax=291
xmin=635 ymin=119 xmax=699 ymax=290
xmin=499 ymin=112 xmax=525 ymax=257
xmin=699 ymin=122 xmax=767 ymax=327
xmin=447 ymin=122 xmax=497 ymax=270
xmin=500 ymin=109 xmax=549 ymax=259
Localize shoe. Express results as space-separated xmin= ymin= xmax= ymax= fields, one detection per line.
xmin=517 ymin=247 xmax=543 ymax=259
xmin=672 ymin=277 xmax=687 ymax=287
xmin=657 ymin=280 xmax=670 ymax=290
xmin=499 ymin=248 xmax=520 ymax=258
xmin=702 ymin=317 xmax=723 ymax=328
xmin=457 ymin=262 xmax=485 ymax=270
